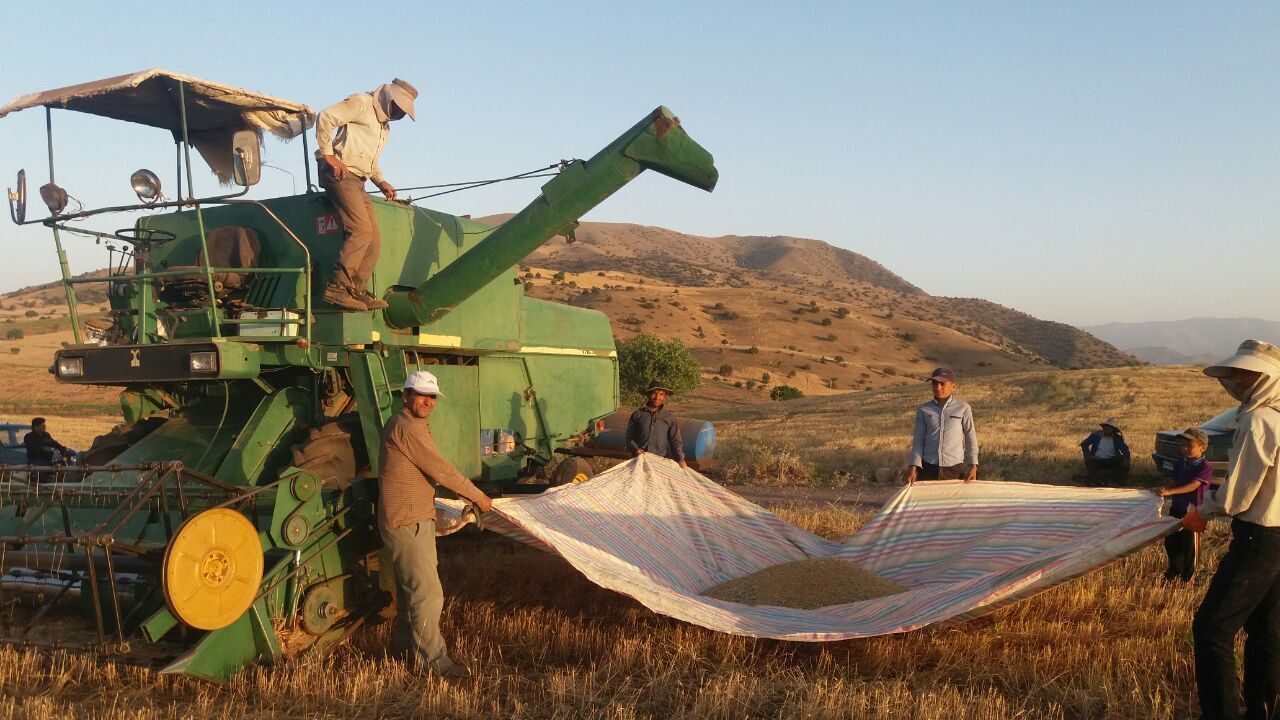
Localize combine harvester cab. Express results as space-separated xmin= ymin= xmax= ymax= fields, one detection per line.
xmin=0 ymin=70 xmax=717 ymax=681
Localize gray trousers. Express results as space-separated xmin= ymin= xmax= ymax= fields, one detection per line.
xmin=320 ymin=164 xmax=381 ymax=289
xmin=380 ymin=520 xmax=454 ymax=670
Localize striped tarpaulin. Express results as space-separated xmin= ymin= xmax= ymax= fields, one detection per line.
xmin=437 ymin=454 xmax=1179 ymax=640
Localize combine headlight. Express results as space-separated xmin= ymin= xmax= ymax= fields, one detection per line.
xmin=189 ymin=351 xmax=218 ymax=373
xmin=130 ymin=169 xmax=162 ymax=204
xmin=56 ymin=356 xmax=84 ymax=377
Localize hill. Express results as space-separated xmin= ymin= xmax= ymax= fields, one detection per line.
xmin=1082 ymin=317 xmax=1280 ymax=366
xmin=511 ymin=219 xmax=1135 ymax=400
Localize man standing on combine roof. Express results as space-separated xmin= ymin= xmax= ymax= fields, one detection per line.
xmin=315 ymin=78 xmax=418 ymax=312
xmin=906 ymin=367 xmax=979 ymax=484
xmin=379 ymin=371 xmax=493 ymax=678
xmin=1183 ymin=340 xmax=1280 ymax=720
xmin=626 ymin=380 xmax=688 ymax=467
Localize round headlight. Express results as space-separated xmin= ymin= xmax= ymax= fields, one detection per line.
xmin=130 ymin=169 xmax=162 ymax=203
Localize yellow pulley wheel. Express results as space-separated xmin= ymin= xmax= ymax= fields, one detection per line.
xmin=162 ymin=508 xmax=264 ymax=631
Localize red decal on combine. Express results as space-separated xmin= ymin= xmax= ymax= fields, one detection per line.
xmin=316 ymin=214 xmax=340 ymax=235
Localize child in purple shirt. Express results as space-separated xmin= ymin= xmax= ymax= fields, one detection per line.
xmin=1156 ymin=428 xmax=1214 ymax=583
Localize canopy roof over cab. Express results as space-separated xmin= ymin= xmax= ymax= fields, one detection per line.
xmin=0 ymin=69 xmax=315 ymax=181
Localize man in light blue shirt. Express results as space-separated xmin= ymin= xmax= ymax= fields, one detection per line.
xmin=906 ymin=366 xmax=980 ymax=484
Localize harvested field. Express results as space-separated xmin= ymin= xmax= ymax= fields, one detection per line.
xmin=702 ymin=557 xmax=907 ymax=608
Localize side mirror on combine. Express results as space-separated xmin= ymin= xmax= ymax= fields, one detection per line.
xmin=6 ymin=169 xmax=25 ymax=224
xmin=231 ymin=130 xmax=261 ymax=187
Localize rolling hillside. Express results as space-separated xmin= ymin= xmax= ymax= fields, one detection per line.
xmin=512 ymin=219 xmax=1135 ymax=400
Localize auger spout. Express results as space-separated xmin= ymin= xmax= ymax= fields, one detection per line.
xmin=383 ymin=106 xmax=717 ymax=329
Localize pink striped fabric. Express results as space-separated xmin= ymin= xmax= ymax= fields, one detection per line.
xmin=436 ymin=455 xmax=1179 ymax=640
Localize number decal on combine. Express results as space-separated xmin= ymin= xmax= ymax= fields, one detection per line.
xmin=316 ymin=214 xmax=340 ymax=235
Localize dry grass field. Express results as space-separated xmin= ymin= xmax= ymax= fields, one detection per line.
xmin=0 ymin=355 xmax=1242 ymax=719
xmin=0 ymin=508 xmax=1224 ymax=719
xmin=693 ymin=365 xmax=1228 ymax=489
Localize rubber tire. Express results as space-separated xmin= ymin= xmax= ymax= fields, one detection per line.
xmin=552 ymin=457 xmax=594 ymax=486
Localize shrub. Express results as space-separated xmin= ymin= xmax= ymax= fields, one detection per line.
xmin=899 ymin=332 xmax=917 ymax=342
xmin=761 ymin=372 xmax=770 ymax=383
xmin=4 ymin=328 xmax=22 ymax=340
xmin=770 ymin=385 xmax=804 ymax=401
xmin=616 ymin=335 xmax=701 ymax=403
xmin=23 ymin=310 xmax=38 ymax=318
xmin=821 ymin=333 xmax=837 ymax=342
xmin=834 ymin=307 xmax=850 ymax=319
xmin=746 ymin=380 xmax=757 ymax=390
xmin=8 ymin=347 xmax=18 ymax=354
xmin=820 ymin=317 xmax=832 ymax=326
xmin=551 ymin=271 xmax=566 ymax=283
xmin=718 ymin=363 xmax=733 ymax=376
xmin=747 ymin=346 xmax=760 ymax=355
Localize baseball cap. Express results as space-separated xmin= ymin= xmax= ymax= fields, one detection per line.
xmin=1204 ymin=339 xmax=1280 ymax=379
xmin=1179 ymin=427 xmax=1209 ymax=447
xmin=404 ymin=370 xmax=443 ymax=397
xmin=928 ymin=366 xmax=957 ymax=383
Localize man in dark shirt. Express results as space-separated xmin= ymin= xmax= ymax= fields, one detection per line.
xmin=625 ymin=380 xmax=687 ymax=467
xmin=22 ymin=417 xmax=68 ymax=466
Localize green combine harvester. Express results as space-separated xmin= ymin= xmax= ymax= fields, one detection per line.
xmin=0 ymin=70 xmax=717 ymax=681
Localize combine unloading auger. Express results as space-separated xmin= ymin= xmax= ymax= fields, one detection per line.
xmin=0 ymin=71 xmax=717 ymax=682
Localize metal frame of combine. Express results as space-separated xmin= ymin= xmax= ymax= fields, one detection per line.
xmin=0 ymin=70 xmax=717 ymax=681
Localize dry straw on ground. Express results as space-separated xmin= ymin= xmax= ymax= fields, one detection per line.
xmin=702 ymin=557 xmax=906 ymax=608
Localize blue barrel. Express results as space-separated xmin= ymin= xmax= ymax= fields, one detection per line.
xmin=580 ymin=409 xmax=717 ymax=469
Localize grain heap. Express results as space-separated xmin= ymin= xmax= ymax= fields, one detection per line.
xmin=701 ymin=557 xmax=907 ymax=609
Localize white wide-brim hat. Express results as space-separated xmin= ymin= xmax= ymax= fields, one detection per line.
xmin=1204 ymin=339 xmax=1280 ymax=379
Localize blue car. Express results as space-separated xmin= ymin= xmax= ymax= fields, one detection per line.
xmin=0 ymin=423 xmax=32 ymax=465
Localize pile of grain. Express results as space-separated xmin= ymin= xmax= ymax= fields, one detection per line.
xmin=701 ymin=557 xmax=907 ymax=609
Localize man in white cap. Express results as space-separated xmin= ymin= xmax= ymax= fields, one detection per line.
xmin=314 ymin=78 xmax=418 ymax=312
xmin=378 ymin=370 xmax=493 ymax=678
xmin=1182 ymin=340 xmax=1280 ymax=719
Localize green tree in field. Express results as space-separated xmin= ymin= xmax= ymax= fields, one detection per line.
xmin=4 ymin=328 xmax=22 ymax=340
xmin=617 ymin=335 xmax=701 ymax=403
xmin=771 ymin=385 xmax=804 ymax=401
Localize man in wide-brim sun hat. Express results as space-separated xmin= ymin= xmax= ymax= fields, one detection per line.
xmin=1182 ymin=340 xmax=1280 ymax=719
xmin=1078 ymin=417 xmax=1131 ymax=486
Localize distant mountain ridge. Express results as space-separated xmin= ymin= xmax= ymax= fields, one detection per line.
xmin=512 ymin=218 xmax=1136 ymax=373
xmin=1082 ymin=318 xmax=1280 ymax=365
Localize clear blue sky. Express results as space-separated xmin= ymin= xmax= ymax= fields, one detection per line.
xmin=0 ymin=1 xmax=1276 ymax=326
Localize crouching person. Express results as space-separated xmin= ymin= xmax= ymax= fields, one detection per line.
xmin=379 ymin=370 xmax=493 ymax=678
xmin=1079 ymin=418 xmax=1131 ymax=485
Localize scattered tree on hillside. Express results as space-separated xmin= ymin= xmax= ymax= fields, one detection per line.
xmin=770 ymin=385 xmax=804 ymax=401
xmin=616 ymin=335 xmax=700 ymax=403
xmin=5 ymin=329 xmax=22 ymax=340
xmin=718 ymin=363 xmax=733 ymax=376
xmin=23 ymin=310 xmax=37 ymax=318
